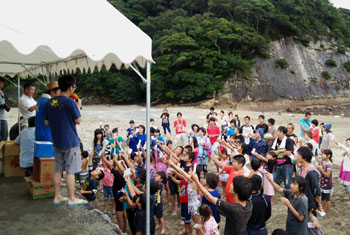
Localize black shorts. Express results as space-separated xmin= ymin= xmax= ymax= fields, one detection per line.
xmin=321 ymin=192 xmax=331 ymax=201
xmin=181 ymin=203 xmax=191 ymax=224
xmin=168 ymin=176 xmax=179 ymax=195
xmin=114 ymin=196 xmax=124 ymax=211
xmin=155 ymin=203 xmax=163 ymax=219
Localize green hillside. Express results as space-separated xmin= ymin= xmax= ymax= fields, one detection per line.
xmin=75 ymin=0 xmax=350 ymax=103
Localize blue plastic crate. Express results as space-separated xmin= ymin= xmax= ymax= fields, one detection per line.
xmin=34 ymin=141 xmax=54 ymax=158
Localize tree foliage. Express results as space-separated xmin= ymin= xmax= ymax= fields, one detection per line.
xmin=71 ymin=0 xmax=350 ymax=103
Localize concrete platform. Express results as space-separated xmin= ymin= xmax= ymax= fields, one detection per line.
xmin=0 ymin=176 xmax=121 ymax=235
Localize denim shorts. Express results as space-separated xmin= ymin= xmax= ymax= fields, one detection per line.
xmin=103 ymin=185 xmax=114 ymax=200
xmin=181 ymin=203 xmax=191 ymax=224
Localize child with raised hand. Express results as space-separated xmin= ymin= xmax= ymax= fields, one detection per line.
xmin=315 ymin=149 xmax=333 ymax=214
xmin=217 ymin=149 xmax=230 ymax=192
xmin=201 ymin=173 xmax=221 ymax=227
xmin=167 ymin=165 xmax=192 ymax=235
xmin=101 ymin=155 xmax=116 ymax=215
xmin=168 ymin=157 xmax=201 ymax=235
xmin=334 ymin=138 xmax=350 ymax=204
xmin=155 ymin=171 xmax=167 ymax=235
xmin=265 ymin=173 xmax=308 ymax=235
xmin=210 ymin=154 xmax=245 ymax=203
xmin=248 ymin=159 xmax=262 ymax=179
xmin=101 ymin=153 xmax=127 ymax=232
xmin=191 ymin=171 xmax=252 ymax=235
xmin=196 ymin=204 xmax=220 ymax=235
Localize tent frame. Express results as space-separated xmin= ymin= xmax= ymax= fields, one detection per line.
xmin=1 ymin=60 xmax=153 ymax=235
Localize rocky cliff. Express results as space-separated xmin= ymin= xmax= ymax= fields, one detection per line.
xmin=216 ymin=37 xmax=350 ymax=111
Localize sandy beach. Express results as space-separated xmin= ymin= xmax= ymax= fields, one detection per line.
xmin=5 ymin=105 xmax=350 ymax=234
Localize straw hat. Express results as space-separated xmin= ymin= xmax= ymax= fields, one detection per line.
xmin=46 ymin=81 xmax=59 ymax=92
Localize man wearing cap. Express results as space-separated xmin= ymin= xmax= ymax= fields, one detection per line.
xmin=19 ymin=82 xmax=37 ymax=128
xmin=35 ymin=81 xmax=60 ymax=142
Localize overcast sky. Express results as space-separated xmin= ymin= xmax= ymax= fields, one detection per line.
xmin=330 ymin=0 xmax=350 ymax=9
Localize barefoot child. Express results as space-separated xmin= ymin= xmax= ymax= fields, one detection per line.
xmin=266 ymin=173 xmax=308 ymax=235
xmin=316 ymin=149 xmax=333 ymax=214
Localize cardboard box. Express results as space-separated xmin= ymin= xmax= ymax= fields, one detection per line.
xmin=35 ymin=141 xmax=54 ymax=158
xmin=25 ymin=176 xmax=54 ymax=200
xmin=33 ymin=157 xmax=55 ymax=183
xmin=0 ymin=141 xmax=24 ymax=177
xmin=0 ymin=140 xmax=20 ymax=157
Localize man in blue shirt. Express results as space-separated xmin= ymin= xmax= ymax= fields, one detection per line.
xmin=299 ymin=112 xmax=311 ymax=138
xmin=35 ymin=81 xmax=60 ymax=142
xmin=45 ymin=75 xmax=86 ymax=207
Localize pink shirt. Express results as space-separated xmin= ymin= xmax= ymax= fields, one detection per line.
xmin=101 ymin=161 xmax=114 ymax=187
xmin=155 ymin=151 xmax=167 ymax=173
xmin=204 ymin=216 xmax=219 ymax=235
xmin=301 ymin=164 xmax=313 ymax=178
xmin=207 ymin=125 xmax=220 ymax=145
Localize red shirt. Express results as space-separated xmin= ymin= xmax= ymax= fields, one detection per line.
xmin=174 ymin=119 xmax=187 ymax=135
xmin=312 ymin=128 xmax=320 ymax=144
xmin=224 ymin=166 xmax=244 ymax=203
xmin=207 ymin=125 xmax=220 ymax=145
xmin=179 ymin=180 xmax=189 ymax=203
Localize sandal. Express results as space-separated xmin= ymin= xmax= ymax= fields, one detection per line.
xmin=67 ymin=199 xmax=88 ymax=207
xmin=51 ymin=197 xmax=68 ymax=206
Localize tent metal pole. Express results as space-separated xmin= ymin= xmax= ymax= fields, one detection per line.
xmin=17 ymin=76 xmax=20 ymax=132
xmin=145 ymin=61 xmax=151 ymax=235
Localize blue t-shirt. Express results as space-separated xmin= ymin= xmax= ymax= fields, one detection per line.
xmin=137 ymin=133 xmax=147 ymax=147
xmin=225 ymin=127 xmax=235 ymax=137
xmin=299 ymin=119 xmax=311 ymax=137
xmin=202 ymin=188 xmax=221 ymax=224
xmin=128 ymin=135 xmax=138 ymax=153
xmin=45 ymin=96 xmax=80 ymax=149
xmin=35 ymin=96 xmax=52 ymax=142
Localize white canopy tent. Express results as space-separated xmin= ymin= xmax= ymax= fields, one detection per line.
xmin=0 ymin=0 xmax=153 ymax=233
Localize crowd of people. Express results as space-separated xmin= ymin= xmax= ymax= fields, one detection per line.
xmin=77 ymin=106 xmax=350 ymax=235
xmin=1 ymin=74 xmax=349 ymax=235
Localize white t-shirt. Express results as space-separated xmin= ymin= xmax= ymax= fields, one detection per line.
xmin=219 ymin=116 xmax=229 ymax=126
xmin=241 ymin=124 xmax=254 ymax=144
xmin=306 ymin=139 xmax=318 ymax=156
xmin=19 ymin=94 xmax=37 ymax=126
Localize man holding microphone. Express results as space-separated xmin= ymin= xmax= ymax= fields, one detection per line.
xmin=45 ymin=75 xmax=86 ymax=207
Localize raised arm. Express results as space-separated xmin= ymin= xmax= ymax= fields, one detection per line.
xmin=190 ymin=172 xmax=218 ymax=205
xmin=169 ymin=161 xmax=191 ymax=181
xmin=252 ymin=152 xmax=268 ymax=163
xmin=209 ymin=154 xmax=225 ymax=170
xmin=264 ymin=172 xmax=283 ymax=194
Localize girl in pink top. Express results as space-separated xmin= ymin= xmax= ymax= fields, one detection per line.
xmin=217 ymin=149 xmax=230 ymax=192
xmin=197 ymin=204 xmax=220 ymax=235
xmin=190 ymin=136 xmax=199 ymax=165
xmin=101 ymin=160 xmax=115 ymax=214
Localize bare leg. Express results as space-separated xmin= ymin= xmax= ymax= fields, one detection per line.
xmin=159 ymin=217 xmax=165 ymax=234
xmin=185 ymin=223 xmax=192 ymax=235
xmin=116 ymin=211 xmax=126 ymax=232
xmin=53 ymin=172 xmax=64 ymax=203
xmin=192 ymin=215 xmax=201 ymax=235
xmin=112 ymin=199 xmax=116 ymax=213
xmin=326 ymin=201 xmax=331 ymax=214
xmin=104 ymin=200 xmax=108 ymax=213
xmin=171 ymin=195 xmax=176 ymax=215
xmin=66 ymin=173 xmax=82 ymax=204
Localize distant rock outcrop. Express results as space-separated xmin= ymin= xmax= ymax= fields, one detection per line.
xmin=218 ymin=37 xmax=350 ymax=110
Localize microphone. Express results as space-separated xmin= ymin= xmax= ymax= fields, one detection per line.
xmin=71 ymin=93 xmax=82 ymax=110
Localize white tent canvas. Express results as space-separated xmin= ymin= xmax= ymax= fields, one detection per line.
xmin=0 ymin=1 xmax=154 ymax=234
xmin=0 ymin=0 xmax=153 ymax=78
